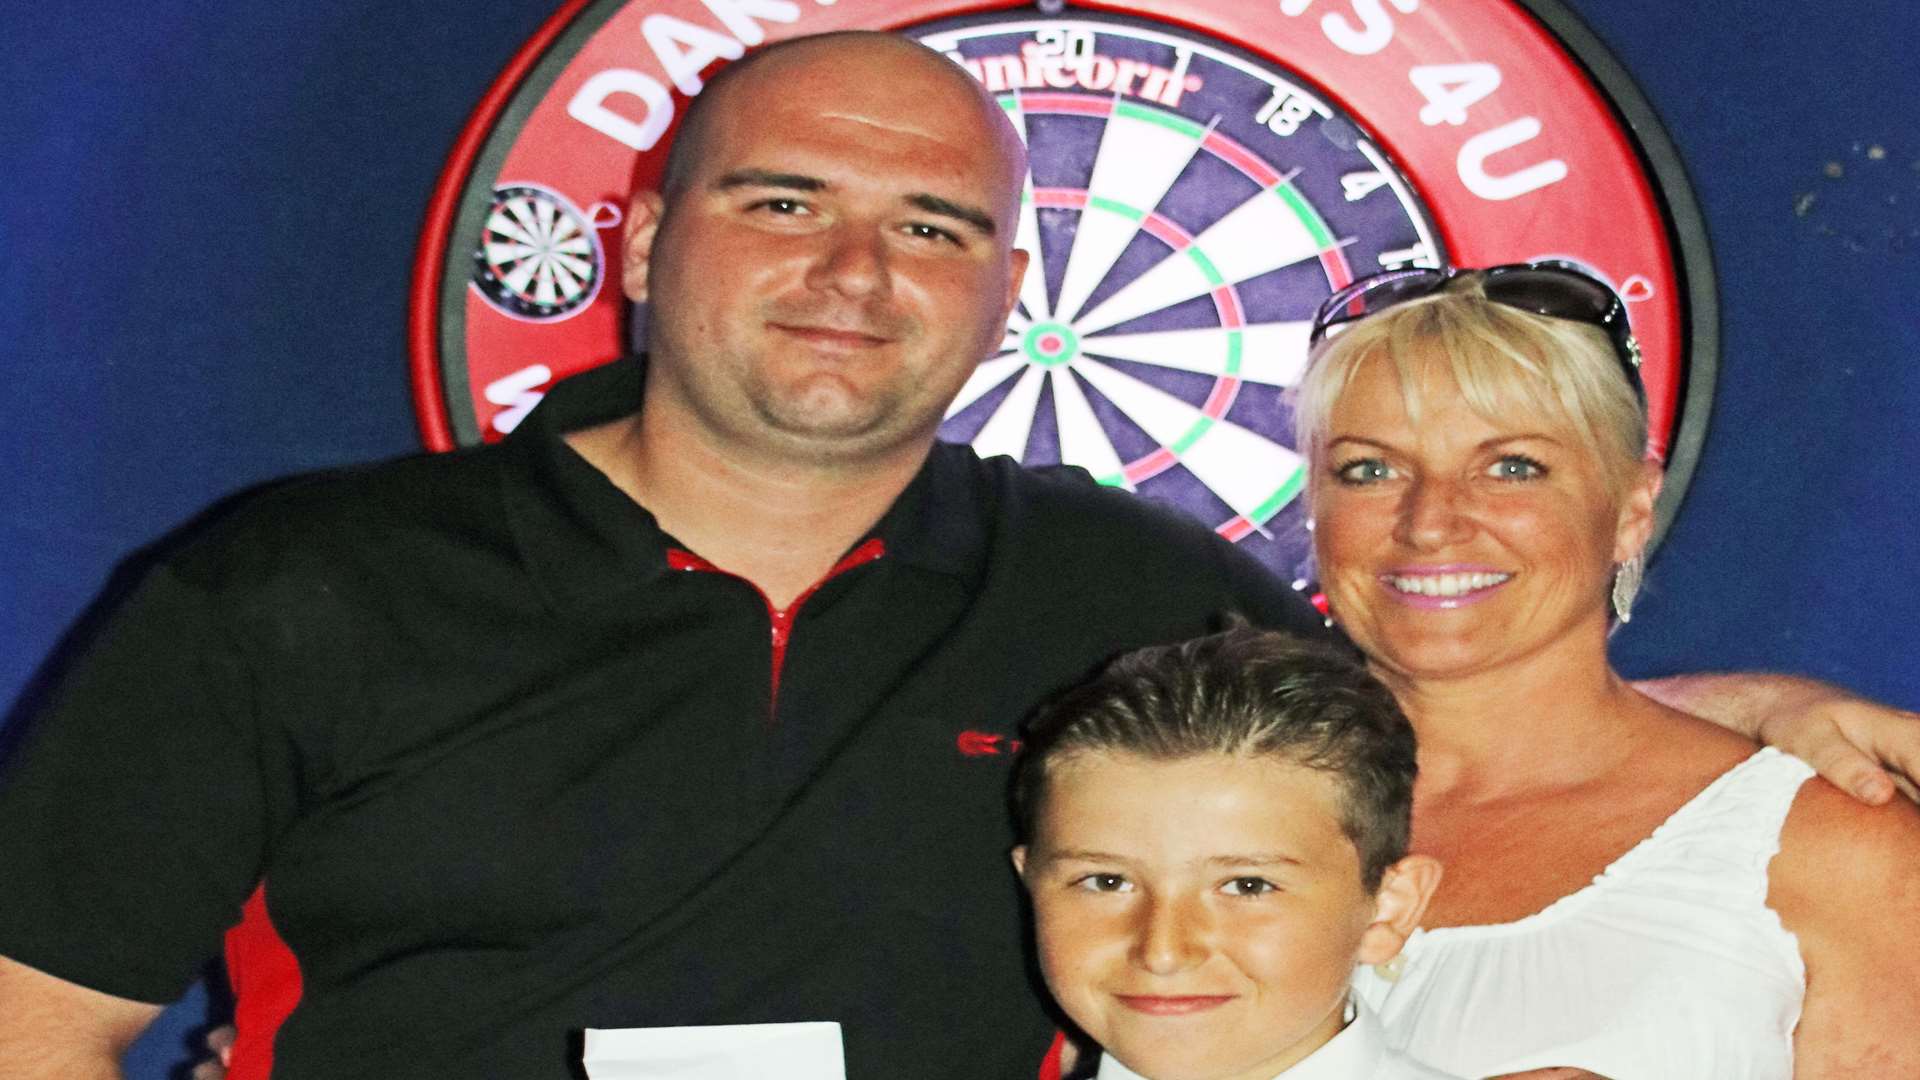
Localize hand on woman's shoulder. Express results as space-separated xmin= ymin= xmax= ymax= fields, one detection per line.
xmin=1769 ymin=774 xmax=1920 ymax=1076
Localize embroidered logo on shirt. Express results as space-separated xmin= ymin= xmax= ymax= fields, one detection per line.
xmin=956 ymin=731 xmax=1023 ymax=758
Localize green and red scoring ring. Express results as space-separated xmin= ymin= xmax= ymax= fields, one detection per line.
xmin=1016 ymin=91 xmax=1353 ymax=494
xmin=1030 ymin=186 xmax=1247 ymax=486
xmin=411 ymin=0 xmax=1688 ymax=476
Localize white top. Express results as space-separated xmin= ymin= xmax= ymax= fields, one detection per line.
xmin=1094 ymin=998 xmax=1460 ymax=1080
xmin=1355 ymin=747 xmax=1813 ymax=1079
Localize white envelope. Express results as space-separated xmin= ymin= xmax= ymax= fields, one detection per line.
xmin=581 ymin=1021 xmax=846 ymax=1080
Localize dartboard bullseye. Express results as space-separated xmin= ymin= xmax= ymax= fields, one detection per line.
xmin=471 ymin=183 xmax=614 ymax=322
xmin=924 ymin=17 xmax=1442 ymax=578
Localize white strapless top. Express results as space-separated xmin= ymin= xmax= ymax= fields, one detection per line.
xmin=1354 ymin=747 xmax=1813 ymax=1079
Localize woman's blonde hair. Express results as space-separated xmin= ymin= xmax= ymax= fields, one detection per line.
xmin=1291 ymin=273 xmax=1648 ymax=495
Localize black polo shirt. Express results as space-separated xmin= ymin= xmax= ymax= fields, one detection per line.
xmin=0 ymin=359 xmax=1324 ymax=1079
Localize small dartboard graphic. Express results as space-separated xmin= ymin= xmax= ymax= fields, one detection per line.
xmin=470 ymin=183 xmax=612 ymax=322
xmin=923 ymin=18 xmax=1442 ymax=576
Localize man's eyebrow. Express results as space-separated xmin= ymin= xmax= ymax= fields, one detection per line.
xmin=707 ymin=173 xmax=998 ymax=236
xmin=907 ymin=193 xmax=997 ymax=237
xmin=712 ymin=169 xmax=827 ymax=192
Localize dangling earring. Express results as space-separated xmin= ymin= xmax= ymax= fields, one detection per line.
xmin=1611 ymin=553 xmax=1644 ymax=624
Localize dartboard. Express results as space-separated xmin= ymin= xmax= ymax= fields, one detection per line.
xmin=414 ymin=0 xmax=1712 ymax=572
xmin=923 ymin=18 xmax=1441 ymax=578
xmin=471 ymin=183 xmax=607 ymax=322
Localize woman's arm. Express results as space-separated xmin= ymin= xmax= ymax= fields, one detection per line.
xmin=1633 ymin=674 xmax=1920 ymax=803
xmin=1768 ymin=779 xmax=1920 ymax=1075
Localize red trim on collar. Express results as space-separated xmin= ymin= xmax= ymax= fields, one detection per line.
xmin=1039 ymin=1029 xmax=1067 ymax=1080
xmin=666 ymin=538 xmax=887 ymax=714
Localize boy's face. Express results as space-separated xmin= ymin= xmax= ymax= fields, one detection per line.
xmin=1015 ymin=750 xmax=1394 ymax=1080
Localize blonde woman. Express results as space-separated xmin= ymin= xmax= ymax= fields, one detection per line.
xmin=1293 ymin=264 xmax=1920 ymax=1078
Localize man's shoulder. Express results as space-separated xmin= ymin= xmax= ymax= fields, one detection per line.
xmin=958 ymin=448 xmax=1229 ymax=552
xmin=937 ymin=446 xmax=1323 ymax=637
xmin=164 ymin=443 xmax=516 ymax=592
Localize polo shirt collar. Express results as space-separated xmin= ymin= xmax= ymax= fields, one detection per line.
xmin=861 ymin=439 xmax=989 ymax=582
xmin=499 ymin=358 xmax=990 ymax=614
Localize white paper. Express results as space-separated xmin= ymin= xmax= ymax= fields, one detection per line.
xmin=581 ymin=1021 xmax=846 ymax=1080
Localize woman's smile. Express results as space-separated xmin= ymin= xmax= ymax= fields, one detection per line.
xmin=1378 ymin=567 xmax=1514 ymax=608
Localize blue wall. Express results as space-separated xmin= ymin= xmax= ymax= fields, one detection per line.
xmin=3 ymin=1 xmax=1915 ymax=1074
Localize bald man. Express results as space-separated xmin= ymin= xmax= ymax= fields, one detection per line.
xmin=0 ymin=33 xmax=1316 ymax=1079
xmin=1 ymin=30 xmax=1914 ymax=1080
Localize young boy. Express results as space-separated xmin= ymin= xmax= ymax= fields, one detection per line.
xmin=1010 ymin=627 xmax=1455 ymax=1080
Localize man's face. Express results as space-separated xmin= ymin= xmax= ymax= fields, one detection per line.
xmin=1016 ymin=751 xmax=1382 ymax=1080
xmin=636 ymin=44 xmax=1028 ymax=467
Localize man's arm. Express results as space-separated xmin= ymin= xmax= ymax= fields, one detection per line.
xmin=1634 ymin=673 xmax=1920 ymax=803
xmin=0 ymin=561 xmax=276 ymax=1080
xmin=0 ymin=954 xmax=161 ymax=1080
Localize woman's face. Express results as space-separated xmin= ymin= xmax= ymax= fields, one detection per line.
xmin=1308 ymin=351 xmax=1655 ymax=685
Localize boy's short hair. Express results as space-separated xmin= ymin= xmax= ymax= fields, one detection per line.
xmin=1011 ymin=626 xmax=1416 ymax=890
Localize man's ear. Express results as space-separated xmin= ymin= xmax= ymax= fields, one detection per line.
xmin=1356 ymin=854 xmax=1442 ymax=966
xmin=1001 ymin=247 xmax=1031 ymax=325
xmin=621 ymin=190 xmax=667 ymax=303
xmin=1010 ymin=845 xmax=1029 ymax=882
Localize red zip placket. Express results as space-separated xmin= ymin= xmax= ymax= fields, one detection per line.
xmin=666 ymin=538 xmax=886 ymax=717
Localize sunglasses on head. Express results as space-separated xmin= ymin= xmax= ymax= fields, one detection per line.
xmin=1307 ymin=262 xmax=1644 ymax=400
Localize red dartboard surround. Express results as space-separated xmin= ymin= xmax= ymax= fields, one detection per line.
xmin=411 ymin=0 xmax=1715 ymax=580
